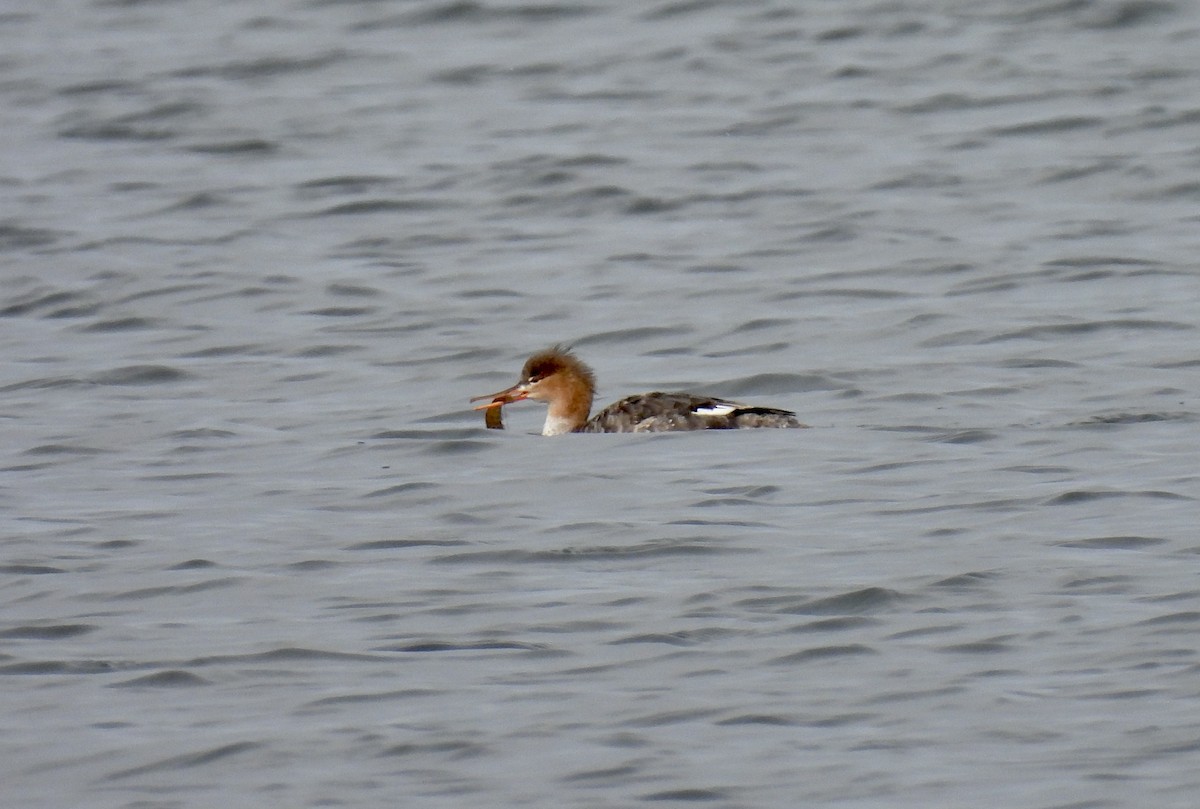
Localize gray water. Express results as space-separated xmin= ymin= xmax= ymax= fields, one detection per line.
xmin=3 ymin=1 xmax=1200 ymax=807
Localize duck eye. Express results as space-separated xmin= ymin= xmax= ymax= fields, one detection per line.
xmin=527 ymin=375 xmax=542 ymax=384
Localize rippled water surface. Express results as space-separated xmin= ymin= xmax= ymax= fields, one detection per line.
xmin=3 ymin=1 xmax=1200 ymax=807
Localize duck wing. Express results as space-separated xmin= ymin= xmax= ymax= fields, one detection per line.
xmin=578 ymin=392 xmax=804 ymax=433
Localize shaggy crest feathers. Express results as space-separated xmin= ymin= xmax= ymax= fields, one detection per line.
xmin=521 ymin=345 xmax=596 ymax=392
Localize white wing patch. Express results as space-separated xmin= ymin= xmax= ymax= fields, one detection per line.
xmin=692 ymin=402 xmax=738 ymax=417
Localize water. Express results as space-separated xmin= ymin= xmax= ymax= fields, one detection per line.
xmin=3 ymin=1 xmax=1199 ymax=807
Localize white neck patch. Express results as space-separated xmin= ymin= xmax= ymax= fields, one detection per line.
xmin=542 ymin=414 xmax=575 ymax=436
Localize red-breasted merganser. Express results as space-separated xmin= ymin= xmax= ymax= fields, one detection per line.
xmin=471 ymin=345 xmax=806 ymax=435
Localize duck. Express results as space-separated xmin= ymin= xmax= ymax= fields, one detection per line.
xmin=471 ymin=345 xmax=805 ymax=435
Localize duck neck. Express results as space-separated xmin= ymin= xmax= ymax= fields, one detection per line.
xmin=542 ymin=379 xmax=593 ymax=435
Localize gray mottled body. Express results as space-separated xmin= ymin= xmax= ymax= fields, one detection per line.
xmin=575 ymin=392 xmax=803 ymax=432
